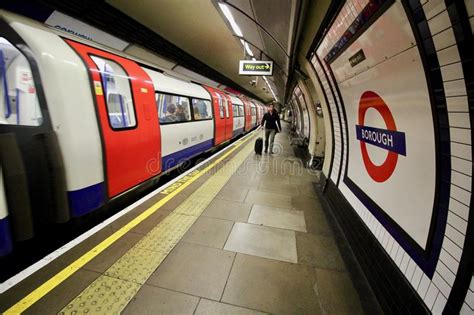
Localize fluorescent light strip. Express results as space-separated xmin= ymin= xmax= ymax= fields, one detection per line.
xmin=219 ymin=3 xmax=243 ymax=37
xmin=240 ymin=39 xmax=254 ymax=57
xmin=244 ymin=42 xmax=254 ymax=57
xmin=263 ymin=76 xmax=278 ymax=101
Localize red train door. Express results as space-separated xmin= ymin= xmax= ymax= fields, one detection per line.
xmin=221 ymin=93 xmax=233 ymax=140
xmin=204 ymin=86 xmax=224 ymax=145
xmin=204 ymin=86 xmax=233 ymax=145
xmin=240 ymin=97 xmax=252 ymax=132
xmin=67 ymin=40 xmax=161 ymax=198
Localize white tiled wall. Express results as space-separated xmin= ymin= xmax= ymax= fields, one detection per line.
xmin=321 ymin=61 xmax=348 ymax=184
xmin=311 ymin=0 xmax=473 ymax=313
xmin=370 ymin=0 xmax=474 ymax=312
xmin=357 ymin=0 xmax=474 ymax=311
xmin=446 ymin=96 xmax=469 ymax=112
xmin=432 ymin=27 xmax=457 ymax=51
xmin=311 ymin=56 xmax=344 ymax=184
xmin=437 ymin=45 xmax=461 ymax=66
xmin=461 ymin=277 xmax=474 ymax=313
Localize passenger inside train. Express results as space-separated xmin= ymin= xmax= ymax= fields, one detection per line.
xmin=163 ymin=103 xmax=176 ymax=123
xmin=192 ymin=99 xmax=209 ymax=120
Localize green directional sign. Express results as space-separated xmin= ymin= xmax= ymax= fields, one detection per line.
xmin=239 ymin=60 xmax=273 ymax=76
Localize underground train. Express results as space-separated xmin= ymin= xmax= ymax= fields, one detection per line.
xmin=0 ymin=11 xmax=265 ymax=256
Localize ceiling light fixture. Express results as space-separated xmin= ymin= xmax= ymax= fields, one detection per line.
xmin=239 ymin=40 xmax=254 ymax=57
xmin=263 ymin=76 xmax=278 ymax=102
xmin=218 ymin=3 xmax=243 ymax=37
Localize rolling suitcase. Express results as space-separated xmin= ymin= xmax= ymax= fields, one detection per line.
xmin=255 ymin=126 xmax=264 ymax=155
xmin=254 ymin=137 xmax=263 ymax=155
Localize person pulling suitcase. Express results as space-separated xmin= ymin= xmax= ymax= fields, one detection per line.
xmin=260 ymin=104 xmax=281 ymax=154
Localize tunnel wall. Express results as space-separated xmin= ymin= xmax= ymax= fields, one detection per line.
xmin=286 ymin=79 xmax=326 ymax=167
xmin=299 ymin=74 xmax=327 ymax=158
xmin=307 ymin=0 xmax=473 ymax=313
xmin=295 ymin=80 xmax=317 ymax=154
xmin=303 ymin=61 xmax=333 ymax=174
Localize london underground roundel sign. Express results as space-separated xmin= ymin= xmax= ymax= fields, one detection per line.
xmin=356 ymin=91 xmax=406 ymax=183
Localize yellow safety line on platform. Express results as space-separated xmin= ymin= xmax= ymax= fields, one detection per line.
xmin=4 ymin=134 xmax=256 ymax=314
xmin=58 ymin=142 xmax=255 ymax=314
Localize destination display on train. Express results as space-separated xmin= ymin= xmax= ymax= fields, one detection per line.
xmin=239 ymin=60 xmax=273 ymax=76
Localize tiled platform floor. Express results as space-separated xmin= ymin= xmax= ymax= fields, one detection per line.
xmin=1 ymin=125 xmax=374 ymax=314
xmin=127 ymin=129 xmax=366 ymax=314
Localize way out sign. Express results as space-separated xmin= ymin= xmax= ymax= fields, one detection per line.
xmin=239 ymin=60 xmax=273 ymax=76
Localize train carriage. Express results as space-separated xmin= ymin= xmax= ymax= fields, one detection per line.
xmin=0 ymin=10 xmax=261 ymax=256
xmin=142 ymin=68 xmax=214 ymax=172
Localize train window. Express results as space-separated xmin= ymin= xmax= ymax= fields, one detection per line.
xmin=192 ymin=98 xmax=212 ymax=120
xmin=232 ymin=104 xmax=239 ymax=117
xmin=223 ymin=97 xmax=230 ymax=118
xmin=155 ymin=93 xmax=191 ymax=124
xmin=90 ymin=55 xmax=136 ymax=129
xmin=216 ymin=93 xmax=225 ymax=119
xmin=238 ymin=105 xmax=244 ymax=117
xmin=251 ymin=106 xmax=256 ymax=116
xmin=0 ymin=37 xmax=42 ymax=126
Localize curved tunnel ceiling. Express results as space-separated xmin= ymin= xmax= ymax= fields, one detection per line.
xmin=106 ymin=0 xmax=302 ymax=103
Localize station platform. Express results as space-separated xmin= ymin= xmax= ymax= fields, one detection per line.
xmin=1 ymin=124 xmax=374 ymax=314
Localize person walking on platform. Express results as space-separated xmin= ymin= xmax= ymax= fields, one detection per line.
xmin=261 ymin=104 xmax=281 ymax=154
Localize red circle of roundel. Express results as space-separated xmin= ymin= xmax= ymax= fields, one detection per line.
xmin=358 ymin=91 xmax=398 ymax=183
